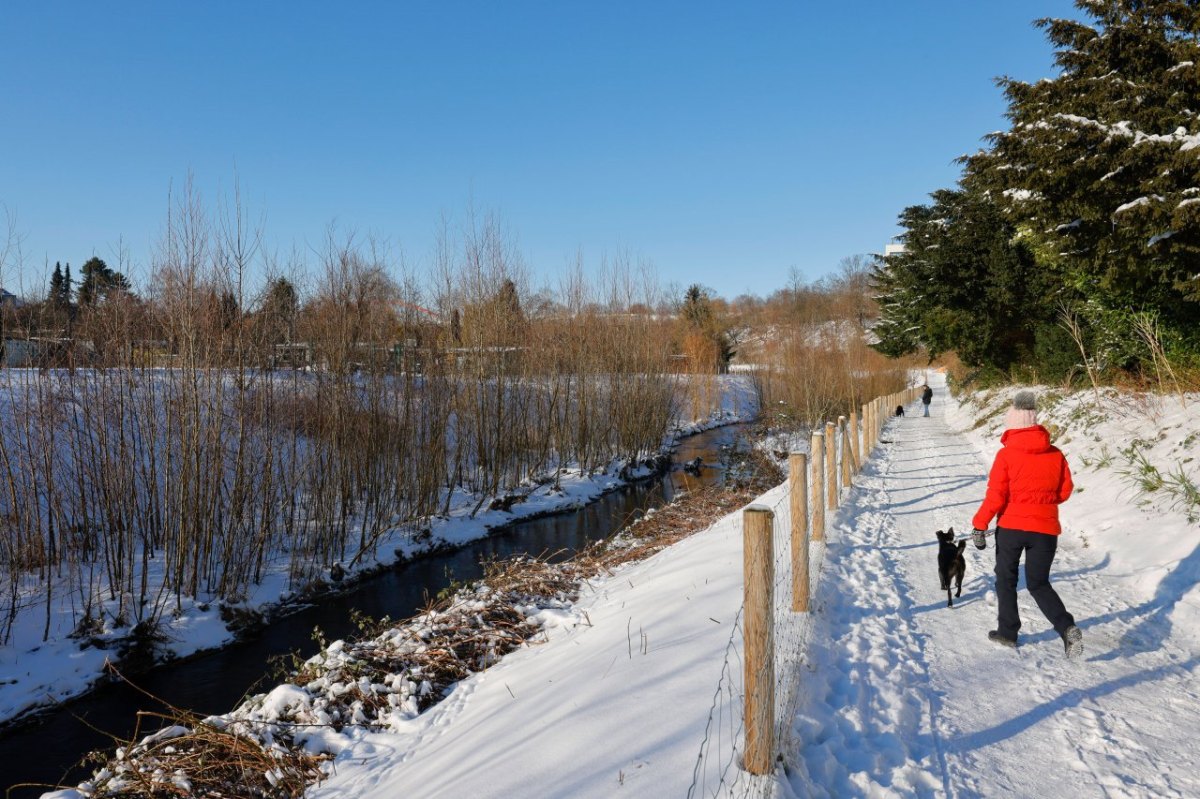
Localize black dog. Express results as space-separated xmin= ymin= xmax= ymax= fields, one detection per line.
xmin=895 ymin=405 xmax=905 ymax=417
xmin=936 ymin=527 xmax=966 ymax=607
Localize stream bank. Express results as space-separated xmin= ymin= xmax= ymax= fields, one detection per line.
xmin=2 ymin=423 xmax=749 ymax=797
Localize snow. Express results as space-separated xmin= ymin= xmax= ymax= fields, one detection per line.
xmin=0 ymin=373 xmax=761 ymax=728
xmin=306 ymin=487 xmax=797 ymax=799
xmin=1003 ymin=189 xmax=1037 ymax=202
xmin=299 ymin=372 xmax=1200 ymax=798
xmin=1113 ymin=195 xmax=1161 ymax=215
xmin=38 ymin=373 xmax=1200 ymax=797
xmin=1032 ymin=113 xmax=1200 ymax=153
xmin=787 ymin=380 xmax=1200 ymax=797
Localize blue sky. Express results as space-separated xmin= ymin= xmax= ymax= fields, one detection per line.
xmin=0 ymin=1 xmax=1078 ymax=300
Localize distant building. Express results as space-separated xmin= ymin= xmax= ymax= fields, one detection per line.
xmin=272 ymin=342 xmax=314 ymax=369
xmin=1 ymin=337 xmax=76 ymax=367
xmin=884 ymin=242 xmax=906 ymax=258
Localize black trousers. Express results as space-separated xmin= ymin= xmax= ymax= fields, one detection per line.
xmin=995 ymin=527 xmax=1075 ymax=639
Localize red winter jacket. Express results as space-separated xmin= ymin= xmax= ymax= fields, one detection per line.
xmin=972 ymin=425 xmax=1073 ymax=535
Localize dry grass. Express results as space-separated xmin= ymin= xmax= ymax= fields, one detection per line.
xmin=77 ymin=715 xmax=325 ymax=798
xmin=58 ymin=446 xmax=783 ymax=798
xmin=581 ymin=448 xmax=783 ymax=573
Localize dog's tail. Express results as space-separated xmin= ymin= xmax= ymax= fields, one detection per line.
xmin=956 ymin=540 xmax=966 ymax=554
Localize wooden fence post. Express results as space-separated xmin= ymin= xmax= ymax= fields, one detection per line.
xmin=866 ymin=400 xmax=875 ymax=452
xmin=789 ymin=453 xmax=809 ymax=613
xmin=838 ymin=415 xmax=852 ymax=490
xmin=849 ymin=410 xmax=860 ymax=473
xmin=810 ymin=430 xmax=825 ymax=541
xmin=840 ymin=417 xmax=849 ymax=484
xmin=743 ymin=505 xmax=775 ymax=775
xmin=825 ymin=420 xmax=837 ymax=510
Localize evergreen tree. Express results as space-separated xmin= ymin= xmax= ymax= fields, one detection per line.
xmin=872 ymin=188 xmax=1053 ymax=372
xmin=682 ymin=284 xmax=713 ymax=329
xmin=107 ymin=270 xmax=131 ymax=294
xmin=964 ymin=0 xmax=1200 ymax=354
xmin=77 ymin=257 xmax=107 ymax=306
xmin=49 ymin=263 xmax=66 ymax=309
xmin=76 ymin=257 xmax=102 ymax=304
xmin=47 ymin=262 xmax=76 ymax=331
xmin=495 ymin=279 xmax=524 ymax=329
xmin=256 ymin=277 xmax=299 ymax=346
xmin=869 ymin=248 xmax=923 ymax=361
xmin=218 ymin=289 xmax=240 ymax=331
xmin=679 ymin=284 xmax=735 ymax=371
xmin=77 ymin=257 xmax=130 ymax=306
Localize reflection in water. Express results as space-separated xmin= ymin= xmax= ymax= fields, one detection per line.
xmin=0 ymin=424 xmax=745 ymax=796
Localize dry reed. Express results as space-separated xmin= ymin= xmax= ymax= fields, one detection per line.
xmin=58 ymin=447 xmax=781 ymax=797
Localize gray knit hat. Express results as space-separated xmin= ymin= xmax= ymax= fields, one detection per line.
xmin=1013 ymin=391 xmax=1037 ymax=411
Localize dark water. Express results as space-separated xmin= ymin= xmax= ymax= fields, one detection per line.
xmin=0 ymin=425 xmax=745 ymax=796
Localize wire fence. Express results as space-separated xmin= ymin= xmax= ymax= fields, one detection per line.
xmin=687 ymin=386 xmax=920 ymax=799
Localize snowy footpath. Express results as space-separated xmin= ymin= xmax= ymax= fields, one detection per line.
xmin=790 ymin=380 xmax=1200 ymax=798
xmin=298 ymin=374 xmax=1200 ymax=798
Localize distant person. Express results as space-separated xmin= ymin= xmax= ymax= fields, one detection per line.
xmin=972 ymin=390 xmax=1082 ymax=658
xmin=921 ymin=383 xmax=933 ymax=417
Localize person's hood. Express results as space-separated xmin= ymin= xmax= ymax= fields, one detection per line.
xmin=999 ymin=424 xmax=1052 ymax=453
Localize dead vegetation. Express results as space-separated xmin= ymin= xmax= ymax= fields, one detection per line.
xmin=78 ymin=714 xmax=325 ymax=798
xmin=729 ymin=256 xmax=917 ymax=429
xmin=54 ymin=448 xmax=782 ymax=798
xmin=584 ymin=453 xmax=781 ymax=572
xmin=0 ymin=194 xmax=690 ymax=648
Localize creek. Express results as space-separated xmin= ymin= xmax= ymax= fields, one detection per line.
xmin=0 ymin=423 xmax=746 ymax=796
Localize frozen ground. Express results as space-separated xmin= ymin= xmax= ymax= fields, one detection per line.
xmin=300 ymin=372 xmax=1200 ymax=798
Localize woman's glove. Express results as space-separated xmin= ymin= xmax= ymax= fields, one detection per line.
xmin=972 ymin=529 xmax=988 ymax=550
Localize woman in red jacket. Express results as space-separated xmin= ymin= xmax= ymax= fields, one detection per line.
xmin=972 ymin=391 xmax=1083 ymax=658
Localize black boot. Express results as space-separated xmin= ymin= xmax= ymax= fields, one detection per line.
xmin=1062 ymin=625 xmax=1083 ymax=659
xmin=988 ymin=630 xmax=1017 ymax=648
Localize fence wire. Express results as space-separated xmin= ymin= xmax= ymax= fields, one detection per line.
xmin=685 ymin=465 xmax=819 ymax=799
xmin=687 ymin=388 xmax=915 ymax=799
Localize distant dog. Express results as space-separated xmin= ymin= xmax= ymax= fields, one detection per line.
xmin=936 ymin=527 xmax=966 ymax=607
xmin=895 ymin=405 xmax=905 ymax=417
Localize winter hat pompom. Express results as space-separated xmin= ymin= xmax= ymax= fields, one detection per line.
xmin=1013 ymin=391 xmax=1037 ymax=411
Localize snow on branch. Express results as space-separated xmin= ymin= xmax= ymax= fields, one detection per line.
xmin=1113 ymin=195 xmax=1163 ymax=216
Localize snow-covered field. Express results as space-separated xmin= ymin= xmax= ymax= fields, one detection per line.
xmin=275 ymin=371 xmax=1197 ymax=798
xmin=0 ymin=374 xmax=759 ymax=728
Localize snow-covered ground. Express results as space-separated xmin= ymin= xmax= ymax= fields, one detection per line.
xmin=788 ymin=374 xmax=1199 ymax=797
xmin=0 ymin=375 xmax=759 ymax=728
xmin=287 ymin=371 xmax=1199 ymax=798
